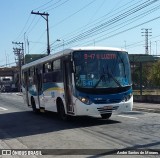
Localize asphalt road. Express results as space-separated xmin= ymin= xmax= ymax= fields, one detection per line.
xmin=0 ymin=93 xmax=160 ymax=158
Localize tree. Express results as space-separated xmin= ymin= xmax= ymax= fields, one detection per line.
xmin=132 ymin=62 xmax=151 ymax=88
xmin=148 ymin=60 xmax=160 ymax=87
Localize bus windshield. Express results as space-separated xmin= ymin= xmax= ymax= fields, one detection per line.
xmin=73 ymin=50 xmax=131 ymax=90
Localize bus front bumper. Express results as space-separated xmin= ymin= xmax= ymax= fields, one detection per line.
xmin=74 ymin=96 xmax=133 ymax=117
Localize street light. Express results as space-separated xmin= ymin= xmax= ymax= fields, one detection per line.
xmin=57 ymin=39 xmax=64 ymax=50
xmin=51 ymin=39 xmax=63 ymax=52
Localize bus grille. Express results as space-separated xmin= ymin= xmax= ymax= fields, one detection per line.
xmin=97 ymin=106 xmax=119 ymax=114
xmin=94 ymin=99 xmax=122 ymax=104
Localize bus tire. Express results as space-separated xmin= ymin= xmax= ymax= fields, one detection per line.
xmin=57 ymin=100 xmax=68 ymax=121
xmin=101 ymin=113 xmax=112 ymax=119
xmin=31 ymin=97 xmax=39 ymax=113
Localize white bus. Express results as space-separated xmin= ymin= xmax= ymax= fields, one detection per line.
xmin=21 ymin=47 xmax=133 ymax=120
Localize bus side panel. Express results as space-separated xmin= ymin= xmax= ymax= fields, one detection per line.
xmin=22 ymin=86 xmax=29 ymax=106
xmin=21 ymin=71 xmax=31 ymax=107
xmin=116 ymin=96 xmax=133 ymax=113
xmin=43 ymin=82 xmax=65 ymax=112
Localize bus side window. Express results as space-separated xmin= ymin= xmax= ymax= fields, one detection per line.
xmin=43 ymin=62 xmax=53 ymax=83
xmin=52 ymin=59 xmax=62 ymax=82
xmin=53 ymin=59 xmax=61 ymax=71
xmin=44 ymin=62 xmax=52 ymax=73
xmin=28 ymin=67 xmax=35 ymax=85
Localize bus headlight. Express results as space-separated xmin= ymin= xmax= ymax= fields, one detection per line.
xmin=124 ymin=93 xmax=132 ymax=102
xmin=78 ymin=96 xmax=92 ymax=105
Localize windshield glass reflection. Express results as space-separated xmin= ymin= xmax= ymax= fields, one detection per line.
xmin=73 ymin=50 xmax=131 ymax=89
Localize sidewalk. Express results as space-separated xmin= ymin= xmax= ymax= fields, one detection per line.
xmin=133 ymin=102 xmax=160 ymax=113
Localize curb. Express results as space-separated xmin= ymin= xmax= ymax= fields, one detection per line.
xmin=133 ymin=107 xmax=160 ymax=113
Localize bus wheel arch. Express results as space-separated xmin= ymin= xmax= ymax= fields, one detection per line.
xmin=56 ymin=97 xmax=67 ymax=120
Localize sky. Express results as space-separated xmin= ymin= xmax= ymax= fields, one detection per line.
xmin=1 ymin=0 xmax=160 ymax=67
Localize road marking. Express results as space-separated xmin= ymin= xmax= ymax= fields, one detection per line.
xmin=0 ymin=107 xmax=8 ymax=111
xmin=137 ymin=108 xmax=155 ymax=111
xmin=117 ymin=115 xmax=138 ymax=119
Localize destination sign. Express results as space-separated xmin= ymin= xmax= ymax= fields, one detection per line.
xmin=84 ymin=53 xmax=116 ymax=60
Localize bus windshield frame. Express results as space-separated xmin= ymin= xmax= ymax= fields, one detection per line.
xmin=73 ymin=50 xmax=132 ymax=94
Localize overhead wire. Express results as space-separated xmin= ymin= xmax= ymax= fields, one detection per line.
xmin=52 ymin=0 xmax=160 ymax=50
xmin=27 ymin=16 xmax=42 ymax=35
xmin=41 ymin=0 xmax=70 ymax=12
xmin=74 ymin=3 xmax=160 ymax=47
xmin=54 ymin=0 xmax=137 ymax=42
xmin=50 ymin=0 xmax=144 ymax=48
xmin=50 ymin=0 xmax=97 ymax=29
xmin=14 ymin=0 xmax=70 ymax=50
xmin=33 ymin=0 xmax=59 ymax=11
xmin=64 ymin=0 xmax=156 ymax=46
xmin=91 ymin=16 xmax=160 ymax=45
xmin=17 ymin=0 xmax=132 ymax=54
xmin=15 ymin=0 xmax=160 ymax=56
xmin=14 ymin=14 xmax=31 ymax=41
xmin=127 ymin=34 xmax=160 ymax=49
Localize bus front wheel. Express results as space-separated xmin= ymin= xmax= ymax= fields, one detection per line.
xmin=57 ymin=100 xmax=68 ymax=121
xmin=101 ymin=113 xmax=112 ymax=119
xmin=31 ymin=97 xmax=39 ymax=113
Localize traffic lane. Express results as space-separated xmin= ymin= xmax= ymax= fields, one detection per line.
xmin=0 ymin=93 xmax=27 ymax=113
xmin=1 ymin=110 xmax=160 ymax=157
xmin=1 ymin=108 xmax=160 ymax=151
xmin=0 ymin=93 xmax=160 ymax=153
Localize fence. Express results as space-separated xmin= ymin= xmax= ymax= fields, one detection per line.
xmin=129 ymin=54 xmax=160 ymax=96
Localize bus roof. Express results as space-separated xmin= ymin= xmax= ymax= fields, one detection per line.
xmin=69 ymin=46 xmax=126 ymax=52
xmin=22 ymin=46 xmax=126 ymax=70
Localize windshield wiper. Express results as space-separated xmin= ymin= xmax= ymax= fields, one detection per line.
xmin=94 ymin=74 xmax=105 ymax=88
xmin=94 ymin=72 xmax=122 ymax=88
xmin=108 ymin=71 xmax=122 ymax=87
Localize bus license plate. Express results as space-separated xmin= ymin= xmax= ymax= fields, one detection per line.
xmin=103 ymin=106 xmax=113 ymax=110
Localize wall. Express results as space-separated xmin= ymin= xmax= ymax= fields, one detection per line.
xmin=134 ymin=95 xmax=160 ymax=103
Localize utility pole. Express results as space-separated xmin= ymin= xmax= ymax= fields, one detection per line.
xmin=12 ymin=42 xmax=24 ymax=65
xmin=12 ymin=42 xmax=24 ymax=92
xmin=141 ymin=28 xmax=152 ymax=55
xmin=24 ymin=32 xmax=26 ymax=55
xmin=27 ymin=37 xmax=30 ymax=54
xmin=31 ymin=11 xmax=50 ymax=55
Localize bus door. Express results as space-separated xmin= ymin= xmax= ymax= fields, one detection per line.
xmin=63 ymin=60 xmax=74 ymax=114
xmin=35 ymin=66 xmax=45 ymax=109
xmin=23 ymin=71 xmax=29 ymax=106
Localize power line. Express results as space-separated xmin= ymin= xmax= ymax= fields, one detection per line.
xmin=41 ymin=0 xmax=70 ymax=12
xmin=14 ymin=0 xmax=71 ymax=53
xmin=15 ymin=14 xmax=31 ymax=41
xmin=69 ymin=0 xmax=155 ymax=43
xmin=77 ymin=3 xmax=160 ymax=47
xmin=15 ymin=0 xmax=160 ymax=56
xmin=93 ymin=16 xmax=160 ymax=45
xmin=54 ymin=0 xmax=137 ymax=41
xmin=15 ymin=0 xmax=138 ymax=53
xmin=33 ymin=0 xmax=57 ymax=11
xmin=50 ymin=0 xmax=97 ymax=29
xmin=52 ymin=0 xmax=159 ymax=49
